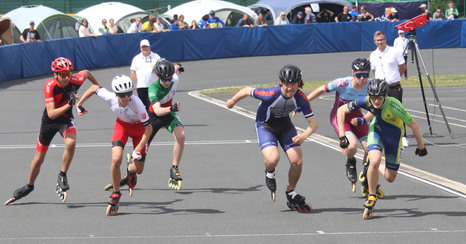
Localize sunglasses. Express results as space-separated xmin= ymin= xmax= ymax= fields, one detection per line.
xmin=160 ymin=77 xmax=173 ymax=83
xmin=57 ymin=71 xmax=72 ymax=78
xmin=354 ymin=73 xmax=369 ymax=78
xmin=116 ymin=91 xmax=133 ymax=98
xmin=369 ymin=95 xmax=384 ymax=101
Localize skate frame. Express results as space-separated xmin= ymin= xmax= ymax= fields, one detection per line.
xmin=405 ymin=30 xmax=454 ymax=139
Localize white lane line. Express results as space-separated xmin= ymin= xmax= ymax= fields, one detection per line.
xmin=1 ymin=229 xmax=465 ymax=240
xmin=188 ymin=90 xmax=466 ymax=199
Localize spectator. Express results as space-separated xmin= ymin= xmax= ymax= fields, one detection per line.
xmin=358 ymin=5 xmax=374 ymax=21
xmin=208 ymin=10 xmax=225 ymax=28
xmin=275 ymin=12 xmax=290 ymax=25
xmin=419 ymin=4 xmax=433 ymax=20
xmin=433 ymin=6 xmax=445 ymax=20
xmin=108 ymin=18 xmax=118 ymax=34
xmin=155 ymin=17 xmax=167 ymax=32
xmin=305 ymin=7 xmax=317 ymax=23
xmin=142 ymin=15 xmax=157 ymax=33
xmin=169 ymin=18 xmax=180 ymax=31
xmin=291 ymin=11 xmax=305 ymax=24
xmin=335 ymin=5 xmax=353 ymax=22
xmin=394 ymin=30 xmax=409 ymax=80
xmin=98 ymin=19 xmax=109 ymax=35
xmin=317 ymin=9 xmax=334 ymax=23
xmin=178 ymin=15 xmax=189 ymax=29
xmin=79 ymin=18 xmax=98 ymax=37
xmin=349 ymin=5 xmax=359 ymax=20
xmin=20 ymin=20 xmax=41 ymax=43
xmin=254 ymin=11 xmax=268 ymax=27
xmin=127 ymin=17 xmax=142 ymax=33
xmin=172 ymin=14 xmax=178 ymax=23
xmin=445 ymin=1 xmax=459 ymax=20
xmin=387 ymin=8 xmax=400 ymax=22
xmin=190 ymin=20 xmax=200 ymax=29
xmin=130 ymin=39 xmax=161 ymax=110
xmin=199 ymin=14 xmax=210 ymax=29
xmin=237 ymin=13 xmax=254 ymax=27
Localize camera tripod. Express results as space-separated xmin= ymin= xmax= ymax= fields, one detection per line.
xmin=406 ymin=30 xmax=454 ymax=139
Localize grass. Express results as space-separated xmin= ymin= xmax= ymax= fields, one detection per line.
xmin=200 ymin=74 xmax=466 ymax=95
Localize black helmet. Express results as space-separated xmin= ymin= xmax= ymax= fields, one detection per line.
xmin=279 ymin=64 xmax=302 ymax=83
xmin=154 ymin=59 xmax=175 ymax=79
xmin=367 ymin=79 xmax=388 ymax=96
xmin=352 ymin=58 xmax=371 ymax=71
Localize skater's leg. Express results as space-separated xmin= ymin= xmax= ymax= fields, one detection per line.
xmin=261 ymin=146 xmax=280 ymax=171
xmin=129 ymin=160 xmax=145 ymax=174
xmin=60 ymin=132 xmax=76 ymax=173
xmin=172 ymin=126 xmax=185 ymax=167
xmin=284 ymin=146 xmax=303 ymax=192
xmin=345 ymin=134 xmax=359 ymax=159
xmin=27 ymin=151 xmax=47 ymax=185
xmin=111 ymin=146 xmax=124 ymax=192
xmin=367 ymin=150 xmax=382 ymax=195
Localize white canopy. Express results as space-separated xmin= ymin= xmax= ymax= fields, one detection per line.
xmin=250 ymin=0 xmax=352 ymax=21
xmin=4 ymin=5 xmax=80 ymax=41
xmin=75 ymin=2 xmax=149 ymax=33
xmin=164 ymin=0 xmax=258 ymax=27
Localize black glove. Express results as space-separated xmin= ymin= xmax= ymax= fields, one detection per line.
xmin=339 ymin=136 xmax=349 ymax=149
xmin=76 ymin=105 xmax=86 ymax=115
xmin=415 ymin=147 xmax=428 ymax=157
xmin=177 ymin=63 xmax=184 ymax=72
xmin=170 ymin=103 xmax=179 ymax=112
xmin=68 ymin=93 xmax=76 ymax=106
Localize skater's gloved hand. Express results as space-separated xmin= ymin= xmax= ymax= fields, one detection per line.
xmin=415 ymin=147 xmax=427 ymax=157
xmin=339 ymin=136 xmax=349 ymax=149
xmin=131 ymin=150 xmax=142 ymax=161
xmin=356 ymin=117 xmax=366 ymax=126
xmin=68 ymin=93 xmax=77 ymax=106
xmin=76 ymin=105 xmax=86 ymax=115
xmin=170 ymin=102 xmax=180 ymax=112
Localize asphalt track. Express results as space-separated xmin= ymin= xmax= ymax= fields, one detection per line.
xmin=1 ymin=49 xmax=465 ymax=243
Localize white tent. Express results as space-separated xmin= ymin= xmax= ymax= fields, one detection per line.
xmin=164 ymin=0 xmax=258 ymax=27
xmin=250 ymin=0 xmax=352 ymax=22
xmin=75 ymin=2 xmax=149 ymax=34
xmin=3 ymin=5 xmax=80 ymax=41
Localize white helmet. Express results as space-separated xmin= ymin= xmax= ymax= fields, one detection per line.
xmin=111 ymin=75 xmax=134 ymax=93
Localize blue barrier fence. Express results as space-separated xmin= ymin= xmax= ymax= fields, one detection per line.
xmin=1 ymin=20 xmax=465 ymax=82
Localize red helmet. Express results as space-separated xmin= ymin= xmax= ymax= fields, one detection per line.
xmin=51 ymin=57 xmax=73 ymax=73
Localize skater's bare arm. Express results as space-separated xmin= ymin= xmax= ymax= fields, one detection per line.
xmin=151 ymin=101 xmax=179 ymax=117
xmin=79 ymin=70 xmax=100 ymax=86
xmin=307 ymin=85 xmax=326 ymax=101
xmin=46 ymin=101 xmax=74 ymax=120
xmin=293 ymin=115 xmax=318 ymax=144
xmin=226 ymin=86 xmax=253 ymax=109
xmin=76 ymin=85 xmax=99 ymax=108
xmin=407 ymin=119 xmax=425 ymax=150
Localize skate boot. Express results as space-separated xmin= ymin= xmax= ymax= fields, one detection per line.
xmin=4 ymin=184 xmax=34 ymax=205
xmin=126 ymin=170 xmax=137 ymax=197
xmin=106 ymin=191 xmax=121 ymax=216
xmin=346 ymin=158 xmax=357 ymax=192
xmin=363 ymin=194 xmax=377 ymax=220
xmin=168 ymin=165 xmax=182 ymax=190
xmin=359 ymin=161 xmax=385 ymax=199
xmin=104 ymin=175 xmax=128 ymax=191
xmin=56 ymin=172 xmax=69 ymax=202
xmin=286 ymin=190 xmax=313 ymax=213
xmin=265 ymin=169 xmax=277 ymax=202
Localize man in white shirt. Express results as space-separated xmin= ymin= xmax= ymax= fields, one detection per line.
xmin=130 ymin=39 xmax=161 ymax=110
xmin=127 ymin=17 xmax=143 ymax=33
xmin=370 ymin=30 xmax=409 ymax=147
xmin=393 ymin=30 xmax=409 ymax=80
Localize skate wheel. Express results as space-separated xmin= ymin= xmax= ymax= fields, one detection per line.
xmin=363 ymin=207 xmax=374 ymax=220
xmin=129 ymin=188 xmax=133 ymax=197
xmin=377 ymin=188 xmax=385 ymax=199
xmin=168 ymin=178 xmax=182 ymax=190
xmin=106 ymin=204 xmax=119 ymax=216
xmin=361 ymin=186 xmax=368 ymax=197
xmin=56 ymin=185 xmax=67 ymax=202
xmin=4 ymin=198 xmax=16 ymax=206
xmin=352 ymin=183 xmax=356 ymax=193
xmin=359 ymin=172 xmax=365 ymax=183
xmin=298 ymin=202 xmax=313 ymax=213
xmin=271 ymin=191 xmax=276 ymax=202
xmin=61 ymin=191 xmax=67 ymax=202
xmin=104 ymin=183 xmax=113 ymax=191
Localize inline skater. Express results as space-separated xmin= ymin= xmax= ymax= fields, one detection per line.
xmin=147 ymin=59 xmax=185 ymax=190
xmin=76 ymin=75 xmax=152 ymax=216
xmin=337 ymin=79 xmax=427 ymax=219
xmin=226 ymin=64 xmax=318 ymax=212
xmin=5 ymin=57 xmax=100 ymax=205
